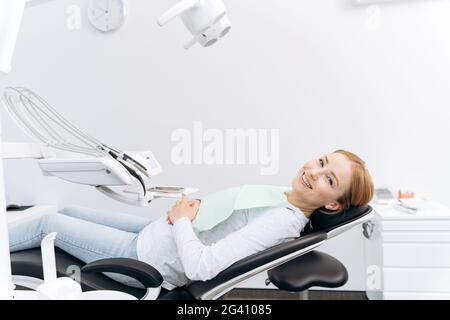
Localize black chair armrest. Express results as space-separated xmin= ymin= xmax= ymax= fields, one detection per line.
xmin=82 ymin=258 xmax=163 ymax=288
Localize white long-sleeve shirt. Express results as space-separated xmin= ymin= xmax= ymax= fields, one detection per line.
xmin=136 ymin=203 xmax=309 ymax=290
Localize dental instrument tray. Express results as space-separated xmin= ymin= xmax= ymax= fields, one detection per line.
xmin=148 ymin=186 xmax=185 ymax=193
xmin=123 ymin=184 xmax=198 ymax=199
xmin=2 ymin=87 xmax=195 ymax=206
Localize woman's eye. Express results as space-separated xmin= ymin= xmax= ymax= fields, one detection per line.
xmin=328 ymin=177 xmax=333 ymax=186
xmin=319 ymin=159 xmax=324 ymax=167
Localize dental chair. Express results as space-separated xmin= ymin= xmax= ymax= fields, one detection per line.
xmin=10 ymin=205 xmax=373 ymax=300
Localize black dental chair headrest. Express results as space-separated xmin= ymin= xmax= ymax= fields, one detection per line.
xmin=300 ymin=205 xmax=372 ymax=236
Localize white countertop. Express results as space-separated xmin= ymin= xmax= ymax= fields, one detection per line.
xmin=371 ymin=199 xmax=450 ymax=220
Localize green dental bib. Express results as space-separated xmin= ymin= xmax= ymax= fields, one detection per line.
xmin=192 ymin=184 xmax=291 ymax=232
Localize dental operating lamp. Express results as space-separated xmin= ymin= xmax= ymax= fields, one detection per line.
xmin=157 ymin=0 xmax=231 ymax=49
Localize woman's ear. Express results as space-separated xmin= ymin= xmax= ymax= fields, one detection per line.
xmin=324 ymin=201 xmax=342 ymax=212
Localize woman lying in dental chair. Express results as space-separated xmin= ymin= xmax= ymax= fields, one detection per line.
xmin=8 ymin=149 xmax=374 ymax=291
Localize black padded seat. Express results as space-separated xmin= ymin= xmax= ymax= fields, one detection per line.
xmin=267 ymin=250 xmax=348 ymax=292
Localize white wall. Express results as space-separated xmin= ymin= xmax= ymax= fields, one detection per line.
xmin=2 ymin=0 xmax=450 ymax=291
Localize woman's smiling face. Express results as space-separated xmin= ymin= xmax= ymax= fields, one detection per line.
xmin=291 ymin=152 xmax=353 ymax=212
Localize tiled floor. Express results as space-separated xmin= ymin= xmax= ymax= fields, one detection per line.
xmin=222 ymin=288 xmax=368 ymax=300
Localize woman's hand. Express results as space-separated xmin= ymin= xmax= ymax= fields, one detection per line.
xmin=167 ymin=197 xmax=201 ymax=225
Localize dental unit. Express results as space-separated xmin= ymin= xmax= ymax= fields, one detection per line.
xmin=1 ymin=86 xmax=193 ymax=207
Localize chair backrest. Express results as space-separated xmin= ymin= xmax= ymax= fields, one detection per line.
xmin=187 ymin=205 xmax=373 ymax=299
xmin=300 ymin=205 xmax=373 ymax=236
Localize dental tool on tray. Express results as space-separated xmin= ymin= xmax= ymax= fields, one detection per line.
xmin=1 ymin=87 xmax=197 ymax=206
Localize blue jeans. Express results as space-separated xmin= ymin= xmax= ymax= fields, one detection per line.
xmin=8 ymin=205 xmax=152 ymax=288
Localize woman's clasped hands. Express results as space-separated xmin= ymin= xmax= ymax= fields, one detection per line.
xmin=167 ymin=197 xmax=201 ymax=225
